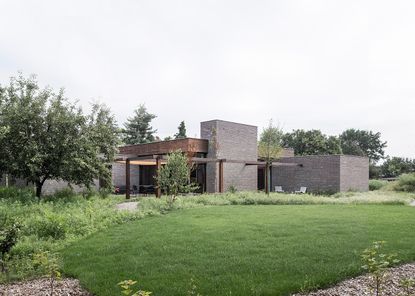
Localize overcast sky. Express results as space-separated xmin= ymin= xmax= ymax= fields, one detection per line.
xmin=1 ymin=0 xmax=414 ymax=158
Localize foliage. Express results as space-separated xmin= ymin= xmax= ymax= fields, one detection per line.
xmin=227 ymin=185 xmax=237 ymax=194
xmin=174 ymin=121 xmax=187 ymax=139
xmin=0 ymin=73 xmax=119 ymax=197
xmin=0 ymin=213 xmax=20 ymax=273
xmin=370 ymin=164 xmax=382 ymax=179
xmin=361 ymin=241 xmax=399 ymax=296
xmin=381 ymin=157 xmax=415 ymax=178
xmin=123 ymin=104 xmax=157 ymax=144
xmin=156 ymin=150 xmax=197 ymax=202
xmin=33 ymin=251 xmax=62 ymax=296
xmin=340 ymin=129 xmax=387 ymax=163
xmin=258 ymin=120 xmax=283 ymax=161
xmin=0 ymin=191 xmax=150 ymax=283
xmin=187 ymin=278 xmax=202 ymax=296
xmin=118 ymin=280 xmax=152 ymax=296
xmin=0 ymin=187 xmax=37 ymax=203
xmin=63 ymin=205 xmax=415 ymax=296
xmin=394 ymin=173 xmax=415 ymax=193
xmin=399 ymin=277 xmax=415 ymax=296
xmin=369 ymin=180 xmax=388 ymax=191
xmin=258 ymin=120 xmax=283 ymax=194
xmin=282 ymin=129 xmax=342 ymax=156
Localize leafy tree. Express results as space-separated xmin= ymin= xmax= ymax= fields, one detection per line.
xmin=0 ymin=74 xmax=119 ymax=197
xmin=282 ymin=130 xmax=342 ymax=155
xmin=381 ymin=157 xmax=415 ymax=178
xmin=123 ymin=104 xmax=157 ymax=144
xmin=258 ymin=120 xmax=283 ymax=194
xmin=0 ymin=212 xmax=20 ymax=273
xmin=156 ymin=150 xmax=196 ymax=202
xmin=339 ymin=129 xmax=387 ymax=163
xmin=164 ymin=136 xmax=173 ymax=141
xmin=87 ymin=103 xmax=121 ymax=188
xmin=174 ymin=121 xmax=187 ymax=139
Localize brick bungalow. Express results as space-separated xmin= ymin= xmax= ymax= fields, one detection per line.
xmin=113 ymin=119 xmax=369 ymax=198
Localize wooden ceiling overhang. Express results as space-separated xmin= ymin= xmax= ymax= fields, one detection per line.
xmin=118 ymin=138 xmax=209 ymax=158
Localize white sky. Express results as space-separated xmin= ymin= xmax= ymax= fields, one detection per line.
xmin=1 ymin=0 xmax=414 ymax=158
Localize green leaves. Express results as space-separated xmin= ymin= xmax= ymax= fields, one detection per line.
xmin=156 ymin=150 xmax=198 ymax=201
xmin=258 ymin=120 xmax=283 ymax=161
xmin=340 ymin=129 xmax=387 ymax=163
xmin=0 ymin=73 xmax=119 ymax=196
xmin=361 ymin=241 xmax=399 ymax=296
xmin=118 ymin=279 xmax=152 ymax=296
xmin=123 ymin=104 xmax=157 ymax=144
xmin=282 ymin=129 xmax=342 ymax=156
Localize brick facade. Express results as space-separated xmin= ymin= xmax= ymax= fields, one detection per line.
xmin=201 ymin=120 xmax=258 ymax=192
xmin=272 ymin=155 xmax=369 ymax=193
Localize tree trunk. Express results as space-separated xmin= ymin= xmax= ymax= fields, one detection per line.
xmin=35 ymin=181 xmax=43 ymax=198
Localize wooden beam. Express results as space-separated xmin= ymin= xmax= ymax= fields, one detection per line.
xmin=271 ymin=162 xmax=303 ymax=167
xmin=126 ymin=158 xmax=131 ymax=199
xmin=219 ymin=159 xmax=224 ymax=193
xmin=156 ymin=156 xmax=162 ymax=198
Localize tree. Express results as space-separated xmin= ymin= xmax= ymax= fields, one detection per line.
xmin=122 ymin=104 xmax=156 ymax=144
xmin=339 ymin=129 xmax=387 ymax=163
xmin=156 ymin=150 xmax=196 ymax=202
xmin=381 ymin=157 xmax=415 ymax=178
xmin=258 ymin=120 xmax=283 ymax=194
xmin=0 ymin=74 xmax=119 ymax=197
xmin=282 ymin=130 xmax=342 ymax=156
xmin=174 ymin=121 xmax=187 ymax=139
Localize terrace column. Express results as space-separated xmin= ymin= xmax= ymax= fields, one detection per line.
xmin=219 ymin=159 xmax=224 ymax=193
xmin=126 ymin=158 xmax=131 ymax=199
xmin=156 ymin=156 xmax=162 ymax=198
xmin=264 ymin=163 xmax=270 ymax=194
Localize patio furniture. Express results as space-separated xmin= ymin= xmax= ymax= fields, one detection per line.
xmin=295 ymin=186 xmax=307 ymax=194
xmin=132 ymin=185 xmax=139 ymax=196
xmin=275 ymin=186 xmax=284 ymax=193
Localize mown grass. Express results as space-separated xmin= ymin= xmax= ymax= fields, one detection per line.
xmin=62 ymin=204 xmax=415 ymax=296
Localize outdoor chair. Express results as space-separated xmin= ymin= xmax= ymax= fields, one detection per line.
xmin=295 ymin=186 xmax=307 ymax=194
xmin=132 ymin=185 xmax=139 ymax=196
xmin=274 ymin=186 xmax=284 ymax=193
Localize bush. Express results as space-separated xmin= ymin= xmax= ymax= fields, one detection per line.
xmin=31 ymin=213 xmax=67 ymax=240
xmin=369 ymin=179 xmax=388 ymax=191
xmin=0 ymin=187 xmax=36 ymax=203
xmin=0 ymin=211 xmax=21 ymax=272
xmin=394 ymin=173 xmax=415 ymax=192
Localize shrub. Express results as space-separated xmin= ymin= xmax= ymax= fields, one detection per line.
xmin=361 ymin=241 xmax=399 ymax=296
xmin=369 ymin=180 xmax=388 ymax=191
xmin=32 ymin=213 xmax=67 ymax=240
xmin=48 ymin=188 xmax=76 ymax=200
xmin=0 ymin=187 xmax=36 ymax=203
xmin=394 ymin=173 xmax=415 ymax=192
xmin=0 ymin=213 xmax=21 ymax=273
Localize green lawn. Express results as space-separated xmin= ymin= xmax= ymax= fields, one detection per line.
xmin=62 ymin=205 xmax=415 ymax=296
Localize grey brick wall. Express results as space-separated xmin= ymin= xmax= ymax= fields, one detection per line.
xmin=272 ymin=155 xmax=369 ymax=193
xmin=272 ymin=155 xmax=341 ymax=193
xmin=201 ymin=120 xmax=258 ymax=192
xmin=340 ymin=155 xmax=369 ymax=191
xmin=111 ymin=162 xmax=140 ymax=187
